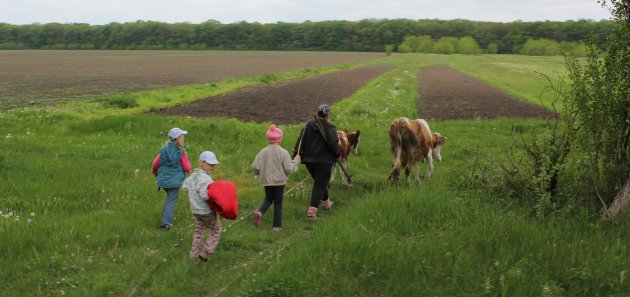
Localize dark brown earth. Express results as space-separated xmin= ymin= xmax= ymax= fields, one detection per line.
xmin=153 ymin=65 xmax=556 ymax=124
xmin=417 ymin=66 xmax=557 ymax=120
xmin=152 ymin=66 xmax=391 ymax=124
xmin=0 ymin=50 xmax=383 ymax=109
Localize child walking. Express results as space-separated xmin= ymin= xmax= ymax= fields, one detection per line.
xmin=251 ymin=125 xmax=300 ymax=232
xmin=182 ymin=151 xmax=222 ymax=261
xmin=153 ymin=127 xmax=191 ymax=230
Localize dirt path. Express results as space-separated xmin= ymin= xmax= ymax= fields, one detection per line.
xmin=417 ymin=66 xmax=557 ymax=120
xmin=152 ymin=66 xmax=391 ymax=124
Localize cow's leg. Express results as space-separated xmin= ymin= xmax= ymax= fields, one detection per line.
xmin=388 ymin=147 xmax=402 ymax=181
xmin=404 ymin=155 xmax=412 ymax=184
xmin=330 ymin=163 xmax=337 ymax=184
xmin=413 ymin=161 xmax=421 ymax=183
xmin=426 ymin=152 xmax=434 ymax=178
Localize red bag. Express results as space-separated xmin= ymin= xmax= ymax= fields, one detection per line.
xmin=207 ymin=181 xmax=239 ymax=220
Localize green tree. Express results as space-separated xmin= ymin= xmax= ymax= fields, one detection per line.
xmin=416 ymin=35 xmax=434 ymax=53
xmin=566 ymin=0 xmax=630 ymax=216
xmin=0 ymin=19 xmax=615 ymax=52
xmin=397 ymin=43 xmax=412 ymax=53
xmin=519 ymin=38 xmax=562 ymax=56
xmin=497 ymin=0 xmax=629 ymax=217
xmin=400 ymin=35 xmax=421 ymax=52
xmin=385 ymin=44 xmax=394 ymax=55
xmin=560 ymin=41 xmax=589 ymax=56
xmin=486 ymin=42 xmax=499 ymax=54
xmin=456 ymin=36 xmax=482 ymax=54
xmin=432 ymin=36 xmax=457 ymax=54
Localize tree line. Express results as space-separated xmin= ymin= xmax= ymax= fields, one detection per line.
xmin=0 ymin=18 xmax=614 ymax=54
xmin=398 ymin=35 xmax=591 ymax=56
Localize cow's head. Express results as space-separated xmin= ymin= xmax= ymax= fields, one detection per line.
xmin=431 ymin=133 xmax=446 ymax=161
xmin=346 ymin=129 xmax=361 ymax=155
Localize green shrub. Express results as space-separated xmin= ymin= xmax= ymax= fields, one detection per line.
xmin=397 ymin=43 xmax=412 ymax=53
xmin=489 ymin=0 xmax=630 ymax=217
xmin=384 ymin=44 xmax=394 ymax=55
xmin=486 ymin=42 xmax=499 ymax=54
xmin=96 ymin=95 xmax=139 ymax=109
xmin=520 ymin=39 xmax=562 ymax=56
xmin=432 ymin=37 xmax=457 ymax=54
xmin=415 ymin=35 xmax=434 ymax=53
xmin=457 ymin=36 xmax=482 ymax=55
xmin=259 ymin=74 xmax=278 ymax=84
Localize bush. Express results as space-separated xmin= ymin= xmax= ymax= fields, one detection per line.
xmin=486 ymin=43 xmax=499 ymax=54
xmin=432 ymin=37 xmax=457 ymax=54
xmin=385 ymin=44 xmax=394 ymax=55
xmin=520 ymin=39 xmax=562 ymax=56
xmin=259 ymin=74 xmax=278 ymax=84
xmin=397 ymin=43 xmax=412 ymax=53
xmin=457 ymin=36 xmax=482 ymax=55
xmin=415 ymin=35 xmax=434 ymax=53
xmin=96 ymin=95 xmax=139 ymax=109
xmin=490 ymin=0 xmax=630 ymax=217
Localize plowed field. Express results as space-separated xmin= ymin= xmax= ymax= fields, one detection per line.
xmin=417 ymin=66 xmax=556 ymax=120
xmin=152 ymin=66 xmax=391 ymax=124
xmin=155 ymin=65 xmax=555 ymax=124
xmin=0 ymin=50 xmax=382 ymax=109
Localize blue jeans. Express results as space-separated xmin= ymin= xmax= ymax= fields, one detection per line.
xmin=161 ymin=187 xmax=179 ymax=226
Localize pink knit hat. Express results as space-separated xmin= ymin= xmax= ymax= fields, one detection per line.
xmin=266 ymin=125 xmax=283 ymax=143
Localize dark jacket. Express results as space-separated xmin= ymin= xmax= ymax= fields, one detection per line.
xmin=293 ymin=118 xmax=340 ymax=164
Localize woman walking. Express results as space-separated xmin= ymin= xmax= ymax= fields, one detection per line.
xmin=293 ymin=104 xmax=340 ymax=218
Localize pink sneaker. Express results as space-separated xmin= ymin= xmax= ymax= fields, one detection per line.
xmin=322 ymin=199 xmax=334 ymax=210
xmin=273 ymin=227 xmax=282 ymax=233
xmin=252 ymin=211 xmax=262 ymax=227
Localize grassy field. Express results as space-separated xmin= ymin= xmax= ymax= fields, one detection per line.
xmin=0 ymin=53 xmax=628 ymax=296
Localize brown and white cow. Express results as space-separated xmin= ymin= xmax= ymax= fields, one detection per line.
xmin=387 ymin=117 xmax=446 ymax=183
xmin=331 ymin=129 xmax=361 ymax=186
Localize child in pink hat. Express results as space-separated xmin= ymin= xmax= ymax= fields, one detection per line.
xmin=251 ymin=125 xmax=301 ymax=232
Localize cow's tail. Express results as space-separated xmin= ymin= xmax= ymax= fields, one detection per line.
xmin=388 ymin=118 xmax=405 ymax=181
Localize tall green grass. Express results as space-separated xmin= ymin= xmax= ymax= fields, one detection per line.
xmin=239 ymin=187 xmax=630 ymax=296
xmin=0 ymin=53 xmax=628 ymax=297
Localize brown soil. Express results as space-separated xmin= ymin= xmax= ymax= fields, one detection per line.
xmin=152 ymin=66 xmax=391 ymax=124
xmin=417 ymin=66 xmax=557 ymax=120
xmin=0 ymin=50 xmax=383 ymax=109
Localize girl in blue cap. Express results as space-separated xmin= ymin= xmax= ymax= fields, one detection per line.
xmin=152 ymin=127 xmax=191 ymax=229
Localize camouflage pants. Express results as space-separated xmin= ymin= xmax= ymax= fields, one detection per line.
xmin=190 ymin=212 xmax=221 ymax=259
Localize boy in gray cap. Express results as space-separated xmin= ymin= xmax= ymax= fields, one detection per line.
xmin=182 ymin=151 xmax=221 ymax=261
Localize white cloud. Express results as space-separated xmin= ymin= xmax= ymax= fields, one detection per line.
xmin=0 ymin=0 xmax=612 ymax=25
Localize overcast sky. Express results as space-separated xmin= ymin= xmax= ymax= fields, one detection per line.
xmin=0 ymin=0 xmax=613 ymax=25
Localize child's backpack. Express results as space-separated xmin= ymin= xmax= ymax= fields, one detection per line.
xmin=207 ymin=181 xmax=239 ymax=220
